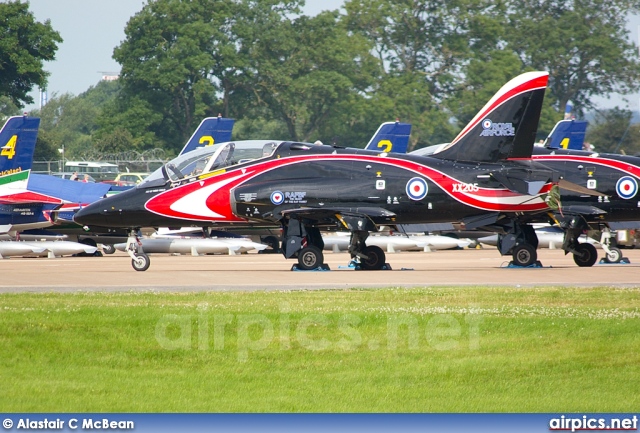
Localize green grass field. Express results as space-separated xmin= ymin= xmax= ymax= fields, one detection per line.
xmin=1 ymin=286 xmax=638 ymax=412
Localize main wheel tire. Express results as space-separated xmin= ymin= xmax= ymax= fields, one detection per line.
xmin=360 ymin=245 xmax=386 ymax=270
xmin=606 ymin=246 xmax=622 ymax=263
xmin=573 ymin=243 xmax=598 ymax=267
xmin=512 ymin=244 xmax=537 ymax=267
xmin=131 ymin=253 xmax=150 ymax=271
xmin=297 ymin=246 xmax=323 ymax=270
xmin=262 ymin=235 xmax=280 ymax=252
xmin=102 ymin=244 xmax=116 ymax=255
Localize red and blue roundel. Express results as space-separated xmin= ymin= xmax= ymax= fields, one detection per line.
xmin=482 ymin=119 xmax=492 ymax=129
xmin=616 ymin=176 xmax=638 ymax=200
xmin=406 ymin=177 xmax=428 ymax=201
xmin=271 ymin=190 xmax=285 ymax=205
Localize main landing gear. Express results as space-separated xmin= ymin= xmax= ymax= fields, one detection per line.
xmin=560 ymin=216 xmax=600 ymax=267
xmin=498 ymin=218 xmax=619 ymax=268
xmin=282 ymin=218 xmax=387 ymax=271
xmin=347 ymin=230 xmax=387 ymax=270
xmin=497 ymin=222 xmax=540 ymax=267
xmin=125 ymin=229 xmax=150 ymax=271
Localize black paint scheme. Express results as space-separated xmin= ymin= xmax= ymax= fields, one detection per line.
xmin=76 ymin=71 xmax=578 ymax=270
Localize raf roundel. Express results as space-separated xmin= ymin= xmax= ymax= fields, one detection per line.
xmin=616 ymin=176 xmax=638 ymax=200
xmin=406 ymin=177 xmax=428 ymax=201
xmin=482 ymin=119 xmax=493 ymax=129
xmin=270 ymin=190 xmax=285 ymax=205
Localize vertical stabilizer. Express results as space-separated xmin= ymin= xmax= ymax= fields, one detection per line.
xmin=179 ymin=117 xmax=235 ymax=155
xmin=0 ymin=116 xmax=40 ymax=174
xmin=544 ymin=119 xmax=588 ymax=150
xmin=434 ymin=71 xmax=549 ymax=162
xmin=364 ymin=121 xmax=412 ymax=153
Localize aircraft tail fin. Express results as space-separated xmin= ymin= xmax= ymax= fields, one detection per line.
xmin=0 ymin=115 xmax=40 ymax=175
xmin=434 ymin=71 xmax=549 ymax=162
xmin=543 ymin=119 xmax=587 ymax=150
xmin=364 ymin=121 xmax=412 ymax=153
xmin=178 ymin=116 xmax=235 ymax=155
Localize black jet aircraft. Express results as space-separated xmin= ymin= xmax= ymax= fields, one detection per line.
xmin=414 ymin=116 xmax=640 ymax=266
xmin=76 ymin=71 xmax=584 ymax=271
xmin=529 ymin=141 xmax=640 ymax=265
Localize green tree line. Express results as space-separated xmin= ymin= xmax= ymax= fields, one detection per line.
xmin=2 ymin=0 xmax=640 ymax=159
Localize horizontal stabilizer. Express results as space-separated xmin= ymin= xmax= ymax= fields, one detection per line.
xmin=490 ymin=170 xmax=551 ymax=195
xmin=557 ymin=179 xmax=607 ymax=197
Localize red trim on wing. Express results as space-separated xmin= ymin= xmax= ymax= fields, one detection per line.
xmin=0 ymin=191 xmax=63 ymax=205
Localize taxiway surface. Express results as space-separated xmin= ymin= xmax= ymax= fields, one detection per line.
xmin=1 ymin=248 xmax=639 ymax=292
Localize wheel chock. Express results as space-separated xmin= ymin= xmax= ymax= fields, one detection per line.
xmin=290 ymin=264 xmax=331 ymax=271
xmin=505 ymin=260 xmax=543 ymax=268
xmin=338 ymin=261 xmax=393 ymax=270
xmin=598 ymin=257 xmax=631 ymax=265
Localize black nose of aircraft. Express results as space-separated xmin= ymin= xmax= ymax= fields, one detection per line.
xmin=74 ymin=188 xmax=137 ymax=228
xmin=74 ymin=185 xmax=165 ymax=229
xmin=74 ymin=200 xmax=114 ymax=227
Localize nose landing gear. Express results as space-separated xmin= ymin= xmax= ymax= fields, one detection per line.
xmin=125 ymin=229 xmax=150 ymax=271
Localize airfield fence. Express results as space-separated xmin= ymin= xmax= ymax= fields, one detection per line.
xmin=32 ymin=148 xmax=170 ymax=177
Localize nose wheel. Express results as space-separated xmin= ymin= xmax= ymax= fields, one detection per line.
xmin=125 ymin=230 xmax=151 ymax=271
xmin=131 ymin=253 xmax=150 ymax=271
xmin=605 ymin=246 xmax=622 ymax=263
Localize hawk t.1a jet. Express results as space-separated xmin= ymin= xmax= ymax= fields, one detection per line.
xmin=76 ymin=71 xmax=581 ymax=271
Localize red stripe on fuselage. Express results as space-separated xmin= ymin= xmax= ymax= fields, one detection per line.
xmin=145 ymin=154 xmax=552 ymax=222
xmin=532 ymin=154 xmax=640 ymax=178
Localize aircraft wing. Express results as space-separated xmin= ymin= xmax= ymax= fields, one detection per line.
xmin=555 ymin=205 xmax=607 ymax=216
xmin=280 ymin=206 xmax=397 ymax=231
xmin=29 ymin=174 xmax=112 ymax=203
xmin=609 ymin=221 xmax=640 ymax=230
xmin=0 ymin=192 xmax=63 ymax=205
xmin=490 ymin=169 xmax=606 ymax=197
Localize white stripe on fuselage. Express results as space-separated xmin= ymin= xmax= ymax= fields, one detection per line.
xmin=168 ymin=172 xmax=250 ymax=219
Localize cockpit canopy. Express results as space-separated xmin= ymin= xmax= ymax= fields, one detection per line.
xmin=141 ymin=140 xmax=282 ymax=187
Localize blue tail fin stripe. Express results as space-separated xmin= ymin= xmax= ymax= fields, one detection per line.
xmin=179 ymin=117 xmax=235 ymax=155
xmin=0 ymin=116 xmax=40 ymax=175
xmin=364 ymin=121 xmax=412 ymax=153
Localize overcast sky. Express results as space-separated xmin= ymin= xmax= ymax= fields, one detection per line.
xmin=23 ymin=0 xmax=640 ymax=112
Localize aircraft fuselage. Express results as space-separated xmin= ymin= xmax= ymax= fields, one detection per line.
xmin=532 ymin=147 xmax=640 ymax=223
xmin=75 ymin=143 xmax=554 ymax=231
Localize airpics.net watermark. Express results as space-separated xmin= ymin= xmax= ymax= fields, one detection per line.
xmin=155 ymin=303 xmax=483 ymax=361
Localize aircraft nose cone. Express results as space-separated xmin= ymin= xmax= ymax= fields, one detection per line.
xmin=74 ymin=203 xmax=110 ymax=227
